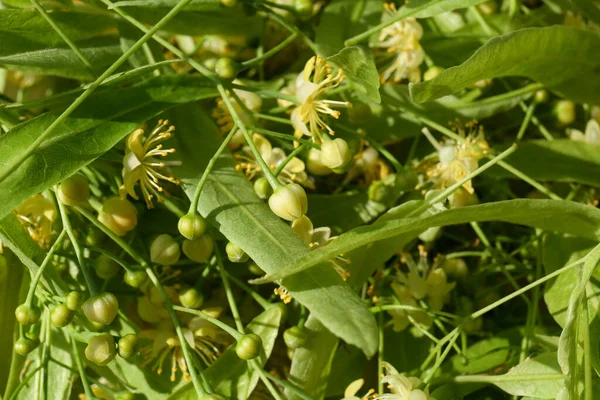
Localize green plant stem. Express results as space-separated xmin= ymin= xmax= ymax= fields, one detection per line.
xmin=423 ymin=330 xmax=460 ymax=384
xmin=450 ymin=83 xmax=543 ymax=108
xmin=7 ymin=367 xmax=43 ymax=400
xmin=0 ymin=0 xmax=195 ymax=184
xmin=273 ymin=142 xmax=309 ymax=177
xmin=70 ymin=332 xmax=96 ymax=400
xmin=262 ymin=6 xmax=318 ymax=52
xmin=254 ymin=113 xmax=293 ymax=125
xmin=223 ymin=270 xmax=271 ymax=310
xmin=516 ymin=102 xmax=536 ymax=141
xmin=81 ymin=245 xmax=134 ymax=272
xmin=73 ymin=206 xmax=210 ymax=397
xmin=370 ymin=304 xmax=458 ymax=320
xmin=453 ymin=373 xmax=564 ymax=384
xmin=228 ymin=83 xmax=299 ymax=104
xmin=241 ymin=32 xmax=298 ymax=68
xmin=24 ymin=230 xmax=66 ymax=306
xmin=173 ymin=305 xmax=242 ymax=340
xmin=30 ymin=0 xmax=95 ymax=74
xmin=189 ymin=123 xmax=238 ymax=213
xmin=518 ymin=101 xmax=554 ymax=141
xmin=263 ymin=373 xmax=316 ymax=400
xmin=57 ymin=201 xmax=98 ymax=296
xmin=251 ymin=127 xmax=319 ymax=148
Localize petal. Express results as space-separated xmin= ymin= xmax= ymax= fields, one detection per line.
xmin=344 ymin=378 xmax=365 ymax=398
xmin=126 ymin=128 xmax=146 ymax=158
xmin=291 ymin=108 xmax=311 ymax=137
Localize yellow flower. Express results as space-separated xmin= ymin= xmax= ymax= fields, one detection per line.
xmin=14 ymin=194 xmax=57 ymax=248
xmin=376 ymin=362 xmax=433 ymax=400
xmin=120 ymin=120 xmax=180 ymax=209
xmin=373 ymin=4 xmax=425 ymax=83
xmin=291 ymin=55 xmax=349 ymax=141
xmin=343 ymin=378 xmax=375 ymax=400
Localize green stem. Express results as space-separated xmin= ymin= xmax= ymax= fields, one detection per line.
xmin=516 ymin=102 xmax=536 ymax=141
xmin=453 ymin=373 xmax=564 ymax=384
xmin=81 ymin=245 xmax=134 ymax=272
xmin=518 ymin=101 xmax=554 ymax=141
xmin=189 ymin=123 xmax=238 ymax=213
xmin=0 ymin=0 xmax=195 ymax=183
xmin=250 ymin=127 xmax=319 ymax=148
xmin=25 ymin=230 xmax=67 ymax=306
xmin=70 ymin=332 xmax=96 ymax=400
xmin=241 ymin=32 xmax=298 ymax=69
xmin=263 ymin=373 xmax=316 ymax=400
xmin=173 ymin=305 xmax=242 ymax=340
xmin=7 ymin=367 xmax=43 ymax=400
xmin=336 ymin=123 xmax=403 ymax=172
xmin=370 ymin=304 xmax=458 ymax=320
xmin=223 ymin=270 xmax=271 ymax=310
xmin=273 ymin=142 xmax=309 ymax=177
xmin=254 ymin=113 xmax=293 ymax=125
xmin=262 ymin=7 xmax=318 ymax=52
xmin=450 ymin=83 xmax=542 ymax=109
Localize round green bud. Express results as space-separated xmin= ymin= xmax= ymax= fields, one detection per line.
xmin=423 ymin=66 xmax=445 ymax=81
xmin=268 ymin=183 xmax=308 ymax=221
xmin=82 ymin=292 xmax=119 ymax=325
xmin=117 ymin=334 xmax=138 ymax=359
xmin=50 ymin=304 xmax=75 ymax=328
xmin=306 ymin=148 xmax=331 ymax=176
xmin=295 ymin=0 xmax=313 ymax=19
xmin=368 ymin=180 xmax=390 ymax=204
xmin=179 ymin=287 xmax=204 ymax=309
xmin=124 ymin=269 xmax=147 ymax=288
xmin=226 ymin=242 xmax=249 ymax=263
xmin=254 ymin=177 xmax=273 ymax=200
xmin=554 ymin=100 xmax=576 ymax=126
xmin=320 ymin=138 xmax=352 ymax=172
xmin=15 ymin=304 xmax=41 ymax=325
xmin=94 ymin=254 xmax=120 ymax=280
xmin=215 ymin=57 xmax=240 ymax=80
xmin=178 ymin=213 xmax=207 ymax=240
xmin=98 ymin=197 xmax=138 ymax=237
xmin=66 ymin=291 xmax=84 ymax=311
xmin=476 ymin=0 xmax=498 ymax=15
xmin=220 ymin=0 xmax=237 ymax=6
xmin=235 ymin=333 xmax=262 ymax=360
xmin=150 ymin=234 xmax=181 ymax=266
xmin=85 ymin=227 xmax=105 ymax=247
xmin=57 ymin=174 xmax=89 ymax=206
xmin=442 ymin=258 xmax=469 ymax=279
xmin=248 ymin=263 xmax=264 ymax=276
xmin=283 ymin=326 xmax=308 ymax=349
xmin=0 ymin=254 xmax=7 ymax=282
xmin=534 ymin=89 xmax=548 ymax=103
xmin=182 ymin=235 xmax=214 ymax=263
xmin=114 ymin=392 xmax=135 ymax=400
xmin=85 ymin=333 xmax=116 ymax=366
xmin=14 ymin=337 xmax=37 ymax=356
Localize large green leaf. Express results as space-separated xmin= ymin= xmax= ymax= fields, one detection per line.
xmin=0 ymin=75 xmax=218 ymax=220
xmin=253 ymin=199 xmax=600 ymax=283
xmin=392 ymin=0 xmax=489 ymax=19
xmin=410 ymin=26 xmax=600 ymax=104
xmin=494 ymin=353 xmax=565 ymax=398
xmin=327 ymin=46 xmax=381 ymax=103
xmin=168 ymin=104 xmax=378 ymax=356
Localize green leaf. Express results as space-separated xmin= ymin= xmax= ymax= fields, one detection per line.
xmin=569 ymin=0 xmax=600 ymax=25
xmin=0 ymin=75 xmax=218 ymax=220
xmin=169 ymin=104 xmax=378 ymax=356
xmin=488 ymin=140 xmax=600 ymax=188
xmin=392 ymin=0 xmax=489 ymax=19
xmin=169 ymin=304 xmax=285 ymax=399
xmin=494 ymin=353 xmax=564 ymax=398
xmin=327 ymin=46 xmax=381 ymax=103
xmin=254 ymin=199 xmax=600 ymax=283
xmin=0 ymin=214 xmax=44 ymax=279
xmin=307 ymin=191 xmax=382 ymax=235
xmin=286 ymin=315 xmax=339 ymax=400
xmin=445 ymin=337 xmax=513 ymax=375
xmin=410 ymin=26 xmax=600 ymax=104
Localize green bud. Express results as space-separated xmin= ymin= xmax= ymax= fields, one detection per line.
xmin=15 ymin=304 xmax=41 ymax=325
xmin=117 ymin=333 xmax=138 ymax=359
xmin=124 ymin=269 xmax=147 ymax=288
xmin=114 ymin=392 xmax=135 ymax=400
xmin=0 ymin=254 xmax=7 ymax=281
xmin=182 ymin=235 xmax=214 ymax=263
xmin=14 ymin=337 xmax=37 ymax=355
xmin=268 ymin=183 xmax=308 ymax=221
xmin=94 ymin=254 xmax=120 ymax=280
xmin=534 ymin=89 xmax=548 ymax=103
xmin=442 ymin=258 xmax=469 ymax=279
xmin=178 ymin=213 xmax=207 ymax=240
xmin=306 ymin=148 xmax=331 ymax=176
xmin=82 ymin=292 xmax=119 ymax=325
xmin=98 ymin=197 xmax=138 ymax=237
xmin=226 ymin=242 xmax=249 ymax=263
xmin=476 ymin=0 xmax=498 ymax=15
xmin=66 ymin=291 xmax=84 ymax=311
xmin=254 ymin=177 xmax=273 ymax=200
xmin=423 ymin=66 xmax=445 ymax=81
xmin=215 ymin=57 xmax=240 ymax=80
xmin=85 ymin=333 xmax=116 ymax=366
xmin=220 ymin=0 xmax=237 ymax=6
xmin=320 ymin=138 xmax=352 ymax=172
xmin=283 ymin=326 xmax=308 ymax=349
xmin=235 ymin=333 xmax=262 ymax=360
xmin=554 ymin=100 xmax=576 ymax=126
xmin=179 ymin=287 xmax=204 ymax=309
xmin=85 ymin=227 xmax=105 ymax=247
xmin=248 ymin=263 xmax=264 ymax=276
xmin=50 ymin=304 xmax=75 ymax=328
xmin=367 ymin=180 xmax=390 ymax=204
xmin=150 ymin=234 xmax=181 ymax=266
xmin=295 ymin=0 xmax=313 ymax=19
xmin=57 ymin=174 xmax=90 ymax=206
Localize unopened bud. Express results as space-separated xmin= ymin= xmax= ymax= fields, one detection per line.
xmin=254 ymin=177 xmax=273 ymax=200
xmin=179 ymin=287 xmax=204 ymax=309
xmin=94 ymin=254 xmax=120 ymax=280
xmin=124 ymin=269 xmax=147 ymax=288
xmin=150 ymin=234 xmax=180 ymax=265
xmin=236 ymin=333 xmax=262 ymax=360
xmin=118 ymin=334 xmax=138 ymax=359
xmin=82 ymin=292 xmax=119 ymax=325
xmin=85 ymin=333 xmax=116 ymax=366
xmin=51 ymin=304 xmax=75 ymax=327
xmin=268 ymin=183 xmax=308 ymax=221
xmin=57 ymin=174 xmax=90 ymax=206
xmin=320 ymin=138 xmax=352 ymax=172
xmin=98 ymin=197 xmax=137 ymax=237
xmin=15 ymin=304 xmax=41 ymax=325
xmin=215 ymin=57 xmax=240 ymax=80
xmin=283 ymin=326 xmax=308 ymax=349
xmin=182 ymin=235 xmax=214 ymax=263
xmin=178 ymin=213 xmax=207 ymax=240
xmin=66 ymin=291 xmax=84 ymax=311
xmin=226 ymin=242 xmax=249 ymax=263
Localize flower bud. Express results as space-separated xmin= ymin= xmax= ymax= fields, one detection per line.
xmin=85 ymin=333 xmax=116 ymax=366
xmin=65 ymin=291 xmax=84 ymax=311
xmin=15 ymin=304 xmax=41 ymax=325
xmin=117 ymin=334 xmax=138 ymax=359
xmin=283 ymin=326 xmax=308 ymax=349
xmin=295 ymin=0 xmax=313 ymax=19
xmin=534 ymin=89 xmax=548 ymax=103
xmin=248 ymin=263 xmax=264 ymax=276
xmin=182 ymin=235 xmax=214 ymax=263
xmin=235 ymin=333 xmax=262 ymax=360
xmin=115 ymin=392 xmax=135 ymax=400
xmin=179 ymin=287 xmax=204 ymax=309
xmin=178 ymin=213 xmax=207 ymax=240
xmin=450 ymin=187 xmax=478 ymax=208
xmin=85 ymin=227 xmax=105 ymax=247
xmin=14 ymin=337 xmax=38 ymax=355
xmin=82 ymin=292 xmax=119 ymax=325
xmin=423 ymin=66 xmax=445 ymax=81
xmin=306 ymin=148 xmax=331 ymax=176
xmin=442 ymin=258 xmax=469 ymax=279
xmin=51 ymin=304 xmax=75 ymax=328
xmin=0 ymin=254 xmax=7 ymax=282
xmin=150 ymin=234 xmax=180 ymax=265
xmin=476 ymin=0 xmax=498 ymax=15
xmin=98 ymin=197 xmax=137 ymax=237
xmin=554 ymin=100 xmax=576 ymax=126
xmin=320 ymin=138 xmax=352 ymax=172
xmin=220 ymin=0 xmax=237 ymax=7
xmin=254 ymin=177 xmax=273 ymax=200
xmin=268 ymin=183 xmax=308 ymax=221
xmin=368 ymin=180 xmax=390 ymax=204
xmin=57 ymin=174 xmax=90 ymax=206
xmin=124 ymin=269 xmax=147 ymax=288
xmin=215 ymin=57 xmax=240 ymax=80
xmin=94 ymin=254 xmax=120 ymax=280
xmin=226 ymin=242 xmax=249 ymax=263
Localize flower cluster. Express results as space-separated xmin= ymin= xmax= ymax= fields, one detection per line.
xmin=14 ymin=194 xmax=57 ymax=248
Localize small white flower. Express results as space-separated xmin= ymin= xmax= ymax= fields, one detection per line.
xmin=377 ymin=362 xmax=434 ymax=400
xmin=568 ymin=119 xmax=600 ymax=145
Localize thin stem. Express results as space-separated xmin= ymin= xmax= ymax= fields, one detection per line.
xmin=189 ymin=123 xmax=238 ymax=213
xmin=250 ymin=360 xmax=285 ymax=400
xmin=81 ymin=245 xmax=134 ymax=272
xmin=273 ymin=142 xmax=309 ymax=177
xmin=454 ymin=373 xmax=564 ymax=384
xmin=0 ymin=0 xmax=195 ymax=183
xmin=173 ymin=305 xmax=242 ymax=340
xmin=262 ymin=6 xmax=318 ymax=52
xmin=251 ymin=127 xmax=319 ymax=148
xmin=516 ymin=102 xmax=536 ymax=141
xmin=518 ymin=101 xmax=554 ymax=141
xmin=263 ymin=373 xmax=316 ymax=400
xmin=224 ymin=270 xmax=271 ymax=310
xmin=370 ymin=304 xmax=459 ymax=320
xmin=25 ymin=230 xmax=67 ymax=306
xmin=228 ymin=83 xmax=299 ymax=104
xmin=241 ymin=32 xmax=298 ymax=68
xmin=254 ymin=113 xmax=292 ymax=125
xmin=7 ymin=367 xmax=43 ymax=400
xmin=449 ymin=83 xmax=543 ymax=108
xmin=70 ymin=332 xmax=96 ymax=400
